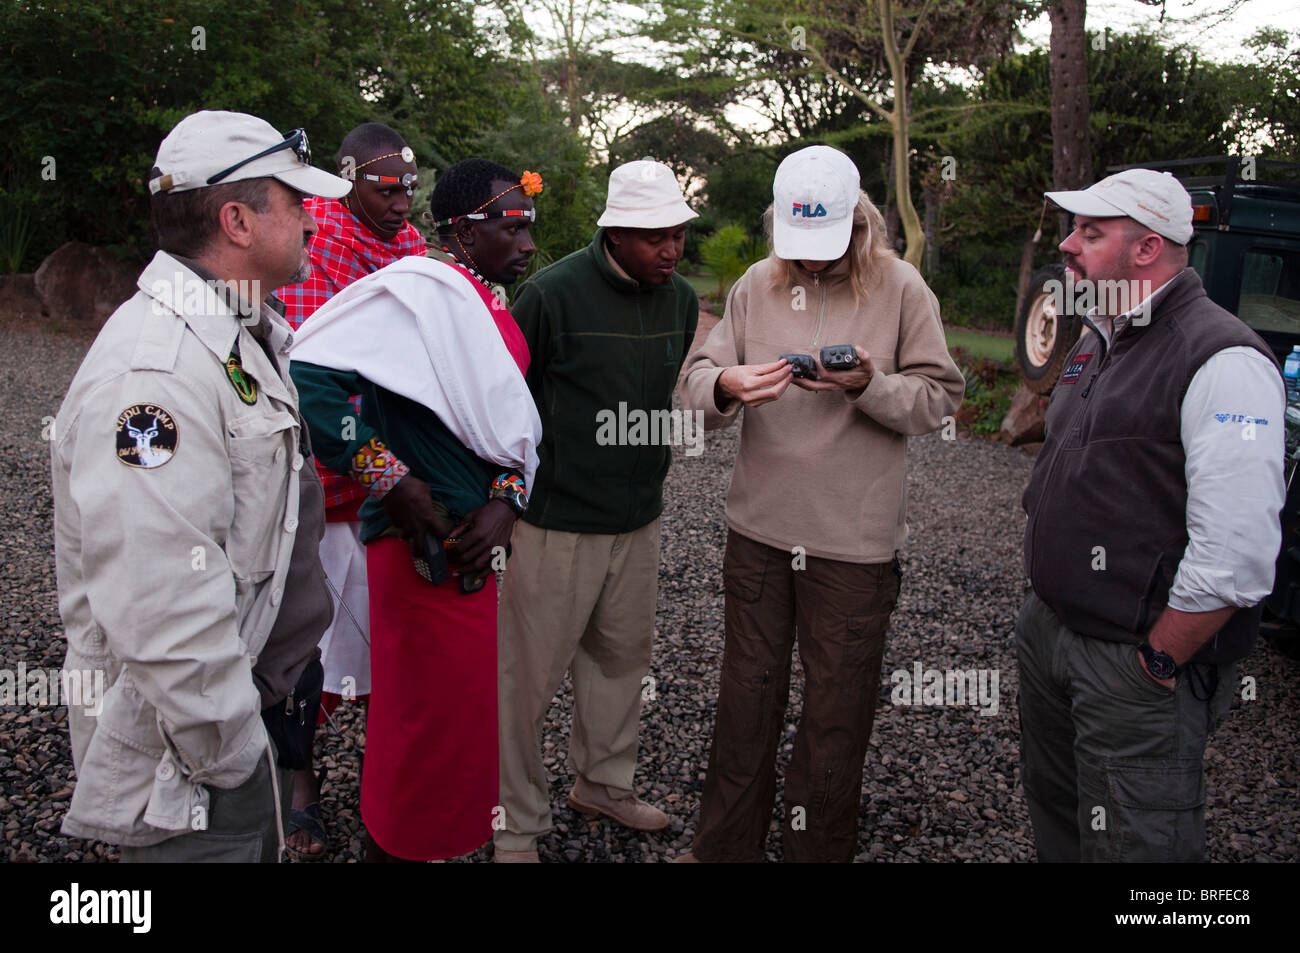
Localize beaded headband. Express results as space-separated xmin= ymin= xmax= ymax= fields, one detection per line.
xmin=353 ymin=146 xmax=416 ymax=173
xmin=360 ymin=171 xmax=418 ymax=195
xmin=434 ymin=170 xmax=543 ymax=229
xmin=433 ymin=207 xmax=536 ymax=229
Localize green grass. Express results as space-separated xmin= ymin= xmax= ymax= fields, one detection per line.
xmin=946 ymin=326 xmax=1014 ymax=364
xmin=679 ymin=269 xmax=721 ymax=300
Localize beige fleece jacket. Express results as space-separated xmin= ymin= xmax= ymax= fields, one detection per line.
xmin=680 ymin=254 xmax=965 ymax=563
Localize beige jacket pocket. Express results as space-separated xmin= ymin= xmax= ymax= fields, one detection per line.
xmin=225 ymin=410 xmax=297 ymax=582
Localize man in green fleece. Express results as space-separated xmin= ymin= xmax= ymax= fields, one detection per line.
xmin=494 ymin=160 xmax=699 ymax=862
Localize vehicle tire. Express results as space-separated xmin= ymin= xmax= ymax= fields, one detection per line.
xmin=1015 ymin=264 xmax=1080 ymax=394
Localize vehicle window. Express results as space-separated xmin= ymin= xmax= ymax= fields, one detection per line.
xmin=1188 ymin=240 xmax=1207 ymax=279
xmin=1238 ymin=248 xmax=1300 ymax=334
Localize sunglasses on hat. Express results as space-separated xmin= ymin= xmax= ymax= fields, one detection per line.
xmin=207 ymin=128 xmax=311 ymax=186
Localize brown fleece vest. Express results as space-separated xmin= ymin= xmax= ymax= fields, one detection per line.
xmin=1022 ymin=268 xmax=1278 ymax=665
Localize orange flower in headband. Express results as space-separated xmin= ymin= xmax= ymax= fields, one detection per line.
xmin=520 ymin=170 xmax=544 ymax=197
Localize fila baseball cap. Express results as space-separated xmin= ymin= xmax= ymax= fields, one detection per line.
xmin=1046 ymin=168 xmax=1193 ymax=244
xmin=772 ymin=145 xmax=861 ymax=260
xmin=149 ymin=110 xmax=351 ymax=199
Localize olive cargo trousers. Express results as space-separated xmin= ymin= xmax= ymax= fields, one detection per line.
xmin=1015 ymin=589 xmax=1238 ymax=862
xmin=692 ymin=530 xmax=900 ymax=863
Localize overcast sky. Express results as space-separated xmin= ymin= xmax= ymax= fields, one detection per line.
xmin=1018 ymin=0 xmax=1298 ymax=62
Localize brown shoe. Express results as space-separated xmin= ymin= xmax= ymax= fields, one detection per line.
xmin=493 ymin=847 xmax=540 ymax=863
xmin=567 ymin=776 xmax=670 ymax=832
xmin=671 ymin=851 xmax=699 ymax=863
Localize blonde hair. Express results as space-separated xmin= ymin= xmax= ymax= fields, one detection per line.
xmin=763 ymin=190 xmax=896 ymax=304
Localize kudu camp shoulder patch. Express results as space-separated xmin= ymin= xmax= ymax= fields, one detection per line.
xmin=115 ymin=404 xmax=178 ymax=469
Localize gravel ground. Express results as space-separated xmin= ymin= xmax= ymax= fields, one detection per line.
xmin=2 ymin=306 xmax=1297 ymax=863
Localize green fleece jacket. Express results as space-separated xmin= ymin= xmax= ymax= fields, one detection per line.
xmin=512 ymin=229 xmax=698 ymax=533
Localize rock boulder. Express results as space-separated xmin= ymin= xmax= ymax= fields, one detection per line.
xmin=34 ymin=242 xmax=143 ymax=325
xmin=998 ymin=383 xmax=1050 ymax=446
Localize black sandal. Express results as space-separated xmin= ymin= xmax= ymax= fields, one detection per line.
xmin=286 ymin=766 xmax=329 ymax=861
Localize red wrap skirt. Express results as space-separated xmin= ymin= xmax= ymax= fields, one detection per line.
xmin=361 ymin=536 xmax=498 ymax=860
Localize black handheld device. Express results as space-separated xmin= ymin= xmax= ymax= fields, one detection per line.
xmin=819 ymin=344 xmax=860 ymax=370
xmin=413 ymin=531 xmax=451 ymax=586
xmin=780 ymin=353 xmax=818 ymax=380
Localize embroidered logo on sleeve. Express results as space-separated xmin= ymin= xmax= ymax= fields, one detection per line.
xmin=1212 ymin=412 xmax=1270 ymax=425
xmin=115 ymin=405 xmax=178 ymax=468
xmin=1059 ymin=352 xmax=1094 ymax=385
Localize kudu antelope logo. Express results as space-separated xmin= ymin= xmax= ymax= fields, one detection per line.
xmin=114 ymin=404 xmax=178 ymax=469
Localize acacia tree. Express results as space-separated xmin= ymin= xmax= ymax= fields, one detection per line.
xmin=656 ymin=0 xmax=1028 ymax=268
xmin=794 ymin=1 xmax=939 ymax=267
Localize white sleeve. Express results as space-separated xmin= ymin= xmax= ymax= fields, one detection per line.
xmin=1169 ymin=346 xmax=1286 ymax=611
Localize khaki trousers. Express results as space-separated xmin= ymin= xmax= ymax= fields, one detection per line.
xmin=495 ymin=517 xmax=662 ymax=851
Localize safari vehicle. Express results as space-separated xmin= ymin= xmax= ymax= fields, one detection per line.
xmin=1012 ymin=155 xmax=1300 ymax=629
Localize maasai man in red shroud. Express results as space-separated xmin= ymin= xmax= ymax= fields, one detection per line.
xmin=275 ymin=123 xmax=426 ymax=859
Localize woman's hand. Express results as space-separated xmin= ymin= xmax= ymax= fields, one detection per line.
xmin=791 ymin=346 xmax=875 ymax=395
xmin=716 ymin=360 xmax=794 ymax=408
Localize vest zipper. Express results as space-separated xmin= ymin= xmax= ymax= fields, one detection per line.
xmin=1078 ymin=317 xmax=1110 ymax=400
xmin=625 ymin=295 xmax=645 ymax=530
xmin=812 ymin=279 xmax=827 ymax=346
xmin=1027 ymin=338 xmax=1105 ymax=586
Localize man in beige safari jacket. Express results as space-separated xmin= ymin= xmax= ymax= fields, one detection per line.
xmin=51 ymin=111 xmax=350 ymax=861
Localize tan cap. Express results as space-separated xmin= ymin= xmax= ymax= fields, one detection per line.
xmin=1046 ymin=168 xmax=1193 ymax=244
xmin=597 ymin=160 xmax=698 ymax=229
xmin=149 ymin=110 xmax=350 ymax=199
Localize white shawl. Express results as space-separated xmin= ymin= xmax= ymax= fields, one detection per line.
xmin=289 ymin=257 xmax=540 ymax=491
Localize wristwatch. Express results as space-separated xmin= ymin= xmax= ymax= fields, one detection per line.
xmin=489 ymin=473 xmax=528 ymax=516
xmin=1138 ymin=642 xmax=1178 ymax=680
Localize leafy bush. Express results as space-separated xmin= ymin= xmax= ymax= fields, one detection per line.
xmin=0 ymin=190 xmax=33 ymax=274
xmin=950 ymin=346 xmax=1018 ymax=435
xmin=698 ymin=223 xmax=764 ymax=297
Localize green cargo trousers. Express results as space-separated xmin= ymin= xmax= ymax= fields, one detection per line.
xmin=1015 ymin=589 xmax=1238 ymax=863
xmin=118 ymin=746 xmax=292 ymax=863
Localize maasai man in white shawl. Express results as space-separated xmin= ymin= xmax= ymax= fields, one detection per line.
xmin=290 ymin=159 xmax=543 ymax=862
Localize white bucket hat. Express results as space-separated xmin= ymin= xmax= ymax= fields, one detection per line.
xmin=149 ymin=110 xmax=351 ymax=199
xmin=772 ymin=145 xmax=861 ymax=260
xmin=1046 ymin=168 xmax=1193 ymax=244
xmin=597 ymin=160 xmax=698 ymax=229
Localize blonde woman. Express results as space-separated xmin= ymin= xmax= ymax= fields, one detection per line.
xmin=678 ymin=145 xmax=965 ymax=862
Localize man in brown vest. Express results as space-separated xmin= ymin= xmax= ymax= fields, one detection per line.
xmin=1017 ymin=169 xmax=1284 ymax=861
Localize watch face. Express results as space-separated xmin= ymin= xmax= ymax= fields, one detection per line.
xmin=1143 ymin=645 xmax=1177 ymax=679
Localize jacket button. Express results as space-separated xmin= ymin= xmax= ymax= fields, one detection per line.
xmin=284 ymin=516 xmax=298 ymax=533
xmin=291 ymin=455 xmax=303 ymax=471
xmin=271 ymin=587 xmax=283 ymax=606
xmin=156 ymin=759 xmax=176 ymax=781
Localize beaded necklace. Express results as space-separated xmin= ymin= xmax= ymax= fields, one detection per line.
xmin=441 ymin=243 xmax=489 ymax=287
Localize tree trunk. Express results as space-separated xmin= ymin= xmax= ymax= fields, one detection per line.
xmin=1049 ymin=0 xmax=1091 ymax=242
xmin=884 ymin=146 xmax=902 ymax=250
xmin=879 ymin=0 xmax=924 ymax=268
